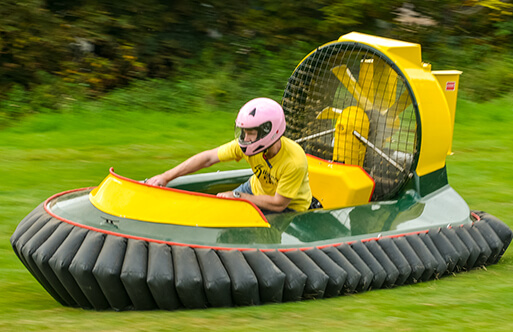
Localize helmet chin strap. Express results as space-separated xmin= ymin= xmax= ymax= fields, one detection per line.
xmin=261 ymin=137 xmax=283 ymax=169
xmin=262 ymin=149 xmax=273 ymax=169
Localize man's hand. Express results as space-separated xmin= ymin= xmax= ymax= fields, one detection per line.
xmin=146 ymin=148 xmax=221 ymax=188
xmin=145 ymin=174 xmax=168 ymax=187
xmin=217 ymin=191 xmax=236 ymax=198
xmin=216 ymin=191 xmax=291 ymax=212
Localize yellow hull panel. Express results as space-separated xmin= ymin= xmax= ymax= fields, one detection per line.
xmin=307 ymin=155 xmax=375 ymax=209
xmin=89 ymin=169 xmax=270 ymax=228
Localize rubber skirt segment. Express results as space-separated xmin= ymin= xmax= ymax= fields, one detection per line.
xmin=10 ymin=205 xmax=513 ymax=311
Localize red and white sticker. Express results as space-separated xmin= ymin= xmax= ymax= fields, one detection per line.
xmin=446 ymin=81 xmax=456 ymax=91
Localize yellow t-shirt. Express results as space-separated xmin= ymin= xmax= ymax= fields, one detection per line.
xmin=217 ymin=137 xmax=312 ymax=211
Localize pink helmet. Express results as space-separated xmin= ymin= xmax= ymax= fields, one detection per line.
xmin=235 ymin=98 xmax=286 ymax=156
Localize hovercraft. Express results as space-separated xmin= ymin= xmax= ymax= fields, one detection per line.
xmin=11 ymin=32 xmax=512 ymax=311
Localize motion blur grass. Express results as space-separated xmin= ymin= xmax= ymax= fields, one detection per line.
xmin=1 ymin=91 xmax=512 ymax=331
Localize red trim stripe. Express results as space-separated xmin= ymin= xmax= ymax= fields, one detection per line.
xmin=44 ymin=188 xmax=265 ymax=251
xmin=471 ymin=211 xmax=481 ymax=221
xmin=44 ymin=188 xmax=469 ymax=252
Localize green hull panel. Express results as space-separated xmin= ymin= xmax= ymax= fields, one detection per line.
xmin=47 ymin=169 xmax=470 ymax=249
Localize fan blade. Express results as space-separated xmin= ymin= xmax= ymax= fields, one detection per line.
xmin=372 ymin=59 xmax=398 ymax=111
xmin=359 ymin=59 xmax=376 ymax=105
xmin=316 ymin=106 xmax=343 ymax=119
xmin=382 ymin=89 xmax=411 ymax=117
xmin=381 ymin=89 xmax=412 ymax=135
xmin=331 ymin=65 xmax=373 ymax=110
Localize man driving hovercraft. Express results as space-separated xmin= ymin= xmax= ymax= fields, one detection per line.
xmin=146 ymin=97 xmax=313 ymax=213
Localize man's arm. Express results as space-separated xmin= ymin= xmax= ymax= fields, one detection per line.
xmin=217 ymin=191 xmax=291 ymax=212
xmin=146 ymin=148 xmax=220 ymax=186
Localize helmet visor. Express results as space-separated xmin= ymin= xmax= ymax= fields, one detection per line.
xmin=236 ymin=122 xmax=272 ymax=146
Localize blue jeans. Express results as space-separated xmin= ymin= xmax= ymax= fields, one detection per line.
xmin=234 ymin=179 xmax=253 ymax=195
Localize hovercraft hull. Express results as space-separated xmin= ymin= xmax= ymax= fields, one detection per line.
xmin=10 ymin=168 xmax=512 ymax=310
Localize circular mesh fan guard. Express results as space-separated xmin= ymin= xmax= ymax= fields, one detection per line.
xmin=283 ymin=42 xmax=420 ymax=201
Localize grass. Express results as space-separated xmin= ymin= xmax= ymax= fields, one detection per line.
xmin=1 ymin=92 xmax=513 ymax=331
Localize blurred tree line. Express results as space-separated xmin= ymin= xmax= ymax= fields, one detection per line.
xmin=1 ymin=0 xmax=512 ymax=122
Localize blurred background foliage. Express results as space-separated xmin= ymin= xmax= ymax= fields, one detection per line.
xmin=1 ymin=0 xmax=513 ymax=126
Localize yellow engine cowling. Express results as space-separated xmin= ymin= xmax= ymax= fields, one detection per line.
xmin=307 ymin=154 xmax=375 ymax=209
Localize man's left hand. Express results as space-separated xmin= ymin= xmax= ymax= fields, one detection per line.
xmin=217 ymin=191 xmax=236 ymax=198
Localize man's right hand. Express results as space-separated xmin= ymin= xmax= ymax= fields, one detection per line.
xmin=144 ymin=148 xmax=221 ymax=188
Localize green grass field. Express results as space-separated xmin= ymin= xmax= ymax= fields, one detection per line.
xmin=1 ymin=95 xmax=513 ymax=331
